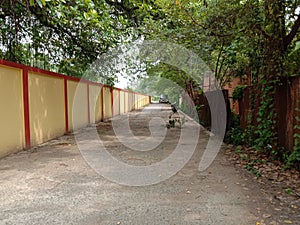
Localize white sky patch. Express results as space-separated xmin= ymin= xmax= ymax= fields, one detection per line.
xmin=115 ymin=75 xmax=130 ymax=89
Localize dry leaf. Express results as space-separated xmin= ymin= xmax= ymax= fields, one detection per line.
xmin=291 ymin=205 xmax=298 ymax=209
xmin=262 ymin=214 xmax=271 ymax=218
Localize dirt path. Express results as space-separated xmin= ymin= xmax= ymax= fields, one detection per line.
xmin=0 ymin=104 xmax=296 ymax=225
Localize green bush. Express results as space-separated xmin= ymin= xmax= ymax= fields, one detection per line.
xmin=228 ymin=113 xmax=244 ymax=145
xmin=232 ymin=85 xmax=247 ymax=102
xmin=285 ymin=137 xmax=300 ymax=170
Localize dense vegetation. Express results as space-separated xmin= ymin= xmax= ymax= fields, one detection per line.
xmin=1 ymin=0 xmax=300 ymax=168
xmin=0 ymin=0 xmax=159 ymax=77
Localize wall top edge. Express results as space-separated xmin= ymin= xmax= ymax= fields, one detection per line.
xmin=0 ymin=59 xmax=149 ymax=97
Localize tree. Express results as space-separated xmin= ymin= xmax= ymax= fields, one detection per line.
xmin=0 ymin=0 xmax=158 ymax=78
xmin=1 ymin=0 xmax=300 ymax=159
xmin=138 ymin=0 xmax=300 ymax=161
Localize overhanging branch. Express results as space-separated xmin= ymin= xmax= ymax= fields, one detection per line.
xmin=284 ymin=14 xmax=300 ymax=49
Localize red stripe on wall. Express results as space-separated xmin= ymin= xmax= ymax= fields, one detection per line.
xmin=64 ymin=78 xmax=69 ymax=133
xmin=87 ymin=83 xmax=91 ymax=124
xmin=22 ymin=69 xmax=31 ymax=149
xmin=124 ymin=92 xmax=126 ymax=113
xmin=0 ymin=58 xmax=152 ymax=155
xmin=101 ymin=86 xmax=104 ymax=121
xmin=0 ymin=59 xmax=119 ymax=88
xmin=133 ymin=93 xmax=135 ymax=110
xmin=118 ymin=90 xmax=120 ymax=115
xmin=111 ymin=87 xmax=114 ymax=117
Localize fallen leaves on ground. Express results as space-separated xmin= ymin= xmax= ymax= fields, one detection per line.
xmin=225 ymin=145 xmax=300 ymax=225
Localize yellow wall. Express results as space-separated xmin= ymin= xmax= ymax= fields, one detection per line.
xmin=124 ymin=92 xmax=129 ymax=113
xmin=138 ymin=95 xmax=142 ymax=109
xmin=139 ymin=95 xmax=143 ymax=109
xmin=127 ymin=93 xmax=132 ymax=111
xmin=134 ymin=94 xmax=138 ymax=109
xmin=120 ymin=91 xmax=125 ymax=114
xmin=141 ymin=96 xmax=144 ymax=107
xmin=28 ymin=72 xmax=65 ymax=146
xmin=103 ymin=86 xmax=112 ymax=119
xmin=142 ymin=96 xmax=149 ymax=106
xmin=113 ymin=89 xmax=120 ymax=116
xmin=68 ymin=80 xmax=88 ymax=130
xmin=134 ymin=95 xmax=149 ymax=110
xmin=137 ymin=94 xmax=141 ymax=109
xmin=89 ymin=85 xmax=102 ymax=123
xmin=0 ymin=62 xmax=151 ymax=158
xmin=0 ymin=66 xmax=24 ymax=157
xmin=135 ymin=94 xmax=140 ymax=109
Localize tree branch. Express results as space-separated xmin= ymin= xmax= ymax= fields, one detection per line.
xmin=29 ymin=6 xmax=104 ymax=58
xmin=215 ymin=42 xmax=224 ymax=78
xmin=177 ymin=3 xmax=234 ymax=38
xmin=105 ymin=0 xmax=140 ymax=26
xmin=284 ymin=14 xmax=300 ymax=49
xmin=13 ymin=0 xmax=106 ymax=58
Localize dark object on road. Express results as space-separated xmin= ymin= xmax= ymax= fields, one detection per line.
xmin=167 ymin=103 xmax=186 ymax=129
xmin=159 ymin=94 xmax=169 ymax=103
xmin=171 ymin=103 xmax=178 ymax=113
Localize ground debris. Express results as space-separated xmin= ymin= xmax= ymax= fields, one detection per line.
xmin=226 ymin=145 xmax=300 ymax=224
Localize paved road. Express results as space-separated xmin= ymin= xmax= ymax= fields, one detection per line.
xmin=0 ymin=104 xmax=258 ymax=225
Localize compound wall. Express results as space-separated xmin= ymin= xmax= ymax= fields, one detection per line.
xmin=0 ymin=59 xmax=150 ymax=158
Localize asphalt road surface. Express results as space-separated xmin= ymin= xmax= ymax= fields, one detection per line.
xmin=0 ymin=104 xmax=259 ymax=225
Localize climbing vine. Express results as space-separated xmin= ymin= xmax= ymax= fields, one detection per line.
xmin=254 ymin=74 xmax=278 ymax=153
xmin=232 ymin=85 xmax=247 ymax=103
xmin=286 ymin=100 xmax=300 ymax=169
xmin=244 ymin=87 xmax=256 ymax=147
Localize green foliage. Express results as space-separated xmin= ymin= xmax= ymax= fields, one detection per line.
xmin=243 ymin=88 xmax=256 ymax=147
xmin=294 ymin=41 xmax=300 ymax=52
xmin=234 ymin=146 xmax=243 ymax=154
xmin=245 ymin=163 xmax=262 ymax=177
xmin=180 ymin=102 xmax=191 ymax=115
xmin=232 ymin=85 xmax=247 ymax=102
xmin=284 ymin=188 xmax=293 ymax=195
xmin=244 ymin=124 xmax=255 ymax=147
xmin=195 ymin=104 xmax=204 ymax=112
xmin=0 ymin=0 xmax=156 ymax=78
xmin=286 ymin=140 xmax=300 ymax=170
xmin=151 ymin=96 xmax=160 ymax=102
xmin=179 ymin=101 xmax=199 ymax=123
xmin=1 ymin=0 xmax=300 ymax=168
xmin=285 ymin=106 xmax=300 ymax=170
xmin=143 ymin=1 xmax=299 ymax=171
xmin=230 ymin=127 xmax=244 ymax=146
xmin=253 ymin=75 xmax=277 ymax=154
xmin=226 ymin=113 xmax=244 ymax=145
xmin=131 ymin=69 xmax=183 ymax=104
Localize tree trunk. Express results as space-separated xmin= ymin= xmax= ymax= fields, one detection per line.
xmin=261 ymin=0 xmax=285 ymax=79
xmin=253 ymin=0 xmax=286 ymax=151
